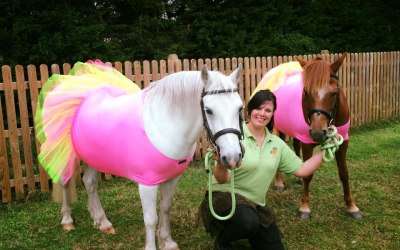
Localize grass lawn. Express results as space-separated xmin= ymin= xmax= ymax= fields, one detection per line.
xmin=1 ymin=118 xmax=399 ymax=249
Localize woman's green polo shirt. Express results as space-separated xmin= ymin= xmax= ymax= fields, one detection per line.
xmin=211 ymin=122 xmax=303 ymax=206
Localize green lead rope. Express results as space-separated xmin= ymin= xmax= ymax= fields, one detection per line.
xmin=321 ymin=126 xmax=344 ymax=162
xmin=204 ymin=148 xmax=236 ymax=220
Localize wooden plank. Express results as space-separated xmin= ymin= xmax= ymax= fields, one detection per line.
xmin=151 ymin=60 xmax=160 ymax=82
xmin=124 ymin=61 xmax=134 ymax=82
xmin=218 ymin=58 xmax=225 ymax=74
xmin=2 ymin=65 xmax=24 ymax=199
xmin=159 ymin=60 xmax=167 ymax=79
xmin=211 ymin=58 xmax=218 ymax=71
xmin=372 ymin=53 xmax=378 ymax=122
xmin=175 ymin=59 xmax=182 ymax=72
xmin=256 ymin=57 xmax=262 ymax=88
xmin=27 ymin=65 xmax=47 ymax=189
xmin=244 ymin=57 xmax=250 ymax=106
xmin=383 ymin=52 xmax=388 ymax=119
xmin=114 ymin=61 xmax=123 ymax=73
xmin=250 ymin=57 xmax=256 ymax=94
xmin=359 ymin=53 xmax=366 ymax=125
xmin=225 ymin=58 xmax=231 ymax=75
xmin=134 ymin=61 xmax=142 ymax=88
xmin=16 ymin=65 xmax=35 ymax=192
xmin=349 ymin=53 xmax=355 ymax=125
xmin=190 ymin=59 xmax=198 ymax=71
xmin=0 ymin=92 xmax=12 ymax=202
xmin=143 ymin=61 xmax=151 ymax=89
xmin=38 ymin=64 xmax=50 ymax=191
xmin=396 ymin=52 xmax=400 ymax=116
xmin=364 ymin=53 xmax=373 ymax=123
xmin=62 ymin=63 xmax=71 ymax=75
xmin=261 ymin=57 xmax=267 ymax=76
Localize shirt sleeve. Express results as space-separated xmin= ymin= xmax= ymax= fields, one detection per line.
xmin=277 ymin=140 xmax=303 ymax=174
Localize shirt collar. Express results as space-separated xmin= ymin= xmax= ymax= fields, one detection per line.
xmin=243 ymin=122 xmax=274 ymax=142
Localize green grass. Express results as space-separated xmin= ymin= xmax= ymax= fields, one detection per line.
xmin=1 ymin=118 xmax=399 ymax=250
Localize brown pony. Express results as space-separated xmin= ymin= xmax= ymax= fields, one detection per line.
xmin=259 ymin=53 xmax=361 ymax=219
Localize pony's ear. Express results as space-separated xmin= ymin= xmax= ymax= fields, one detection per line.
xmin=201 ymin=64 xmax=209 ymax=81
xmin=297 ymin=57 xmax=308 ymax=67
xmin=331 ymin=52 xmax=347 ymax=73
xmin=230 ymin=63 xmax=242 ymax=84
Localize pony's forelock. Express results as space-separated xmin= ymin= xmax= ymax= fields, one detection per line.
xmin=302 ymin=58 xmax=331 ymax=93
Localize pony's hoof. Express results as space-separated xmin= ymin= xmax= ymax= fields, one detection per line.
xmin=348 ymin=210 xmax=362 ymax=219
xmin=62 ymin=223 xmax=75 ymax=231
xmin=275 ymin=186 xmax=284 ymax=193
xmin=299 ymin=211 xmax=311 ymax=220
xmin=296 ymin=178 xmax=304 ymax=185
xmin=101 ymin=227 xmax=116 ymax=234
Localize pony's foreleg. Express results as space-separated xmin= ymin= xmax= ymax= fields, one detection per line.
xmin=293 ymin=138 xmax=304 ymax=185
xmin=274 ymin=172 xmax=285 ymax=193
xmin=139 ymin=184 xmax=159 ymax=250
xmin=335 ymin=141 xmax=362 ymax=219
xmin=61 ymin=181 xmax=75 ymax=231
xmin=82 ymin=166 xmax=115 ymax=233
xmin=299 ymin=143 xmax=315 ymax=220
xmin=158 ymin=176 xmax=181 ymax=250
xmin=274 ymin=131 xmax=287 ymax=192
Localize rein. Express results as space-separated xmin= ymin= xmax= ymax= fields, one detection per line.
xmin=200 ymin=88 xmax=243 ymax=220
xmin=321 ymin=126 xmax=344 ymax=162
xmin=204 ymin=148 xmax=236 ymax=220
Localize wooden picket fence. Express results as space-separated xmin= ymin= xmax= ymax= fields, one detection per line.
xmin=0 ymin=50 xmax=399 ymax=203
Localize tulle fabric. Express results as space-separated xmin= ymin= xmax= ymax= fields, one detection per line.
xmin=250 ymin=61 xmax=302 ymax=99
xmin=35 ymin=60 xmax=140 ymax=184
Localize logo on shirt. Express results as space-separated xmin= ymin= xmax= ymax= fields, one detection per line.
xmin=270 ymin=147 xmax=277 ymax=157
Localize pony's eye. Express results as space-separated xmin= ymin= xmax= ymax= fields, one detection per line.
xmin=239 ymin=106 xmax=243 ymax=113
xmin=205 ymin=109 xmax=213 ymax=115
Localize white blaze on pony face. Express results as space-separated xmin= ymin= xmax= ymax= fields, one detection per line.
xmin=201 ymin=65 xmax=244 ymax=169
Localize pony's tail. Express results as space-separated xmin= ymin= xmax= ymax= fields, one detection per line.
xmin=35 ymin=61 xmax=140 ymax=185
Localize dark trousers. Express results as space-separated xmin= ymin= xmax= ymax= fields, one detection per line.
xmin=217 ymin=205 xmax=285 ymax=250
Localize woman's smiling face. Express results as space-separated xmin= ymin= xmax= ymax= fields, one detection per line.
xmin=249 ymin=100 xmax=275 ymax=128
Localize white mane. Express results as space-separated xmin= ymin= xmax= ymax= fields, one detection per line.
xmin=145 ymin=70 xmax=237 ymax=117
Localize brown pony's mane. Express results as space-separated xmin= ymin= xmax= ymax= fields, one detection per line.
xmin=302 ymin=57 xmax=331 ymax=93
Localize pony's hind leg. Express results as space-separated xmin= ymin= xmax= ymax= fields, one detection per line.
xmin=61 ymin=181 xmax=75 ymax=231
xmin=139 ymin=184 xmax=159 ymax=250
xmin=158 ymin=176 xmax=181 ymax=250
xmin=82 ymin=166 xmax=115 ymax=233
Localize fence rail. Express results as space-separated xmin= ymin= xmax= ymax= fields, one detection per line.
xmin=1 ymin=51 xmax=399 ymax=203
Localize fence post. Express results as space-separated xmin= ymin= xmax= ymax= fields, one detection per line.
xmin=168 ymin=54 xmax=178 ymax=73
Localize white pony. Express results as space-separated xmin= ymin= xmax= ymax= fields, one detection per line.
xmin=35 ymin=60 xmax=244 ymax=250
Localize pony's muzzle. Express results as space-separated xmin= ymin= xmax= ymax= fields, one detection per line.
xmin=309 ymin=129 xmax=327 ymax=143
xmin=220 ymin=154 xmax=242 ymax=169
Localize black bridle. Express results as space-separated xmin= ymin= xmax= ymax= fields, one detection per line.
xmin=200 ymin=88 xmax=245 ymax=157
xmin=307 ymin=72 xmax=340 ymax=126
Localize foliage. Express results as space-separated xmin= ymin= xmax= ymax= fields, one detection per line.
xmin=0 ymin=118 xmax=399 ymax=249
xmin=0 ymin=0 xmax=399 ymax=68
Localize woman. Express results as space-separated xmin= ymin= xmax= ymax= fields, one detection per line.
xmin=199 ymin=89 xmax=335 ymax=250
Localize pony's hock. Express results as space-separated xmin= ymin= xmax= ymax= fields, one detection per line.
xmin=252 ymin=53 xmax=362 ymax=220
xmin=35 ymin=60 xmax=244 ymax=250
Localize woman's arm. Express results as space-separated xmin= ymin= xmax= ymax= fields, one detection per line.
xmin=294 ymin=151 xmax=323 ymax=177
xmin=213 ymin=160 xmax=231 ymax=183
xmin=294 ymin=130 xmax=342 ymax=177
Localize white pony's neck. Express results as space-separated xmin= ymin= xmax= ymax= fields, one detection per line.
xmin=143 ymin=71 xmax=205 ymax=159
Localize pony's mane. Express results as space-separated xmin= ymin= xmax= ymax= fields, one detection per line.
xmin=146 ymin=70 xmax=235 ymax=116
xmin=302 ymin=57 xmax=331 ymax=93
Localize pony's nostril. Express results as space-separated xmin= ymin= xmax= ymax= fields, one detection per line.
xmin=221 ymin=156 xmax=227 ymax=164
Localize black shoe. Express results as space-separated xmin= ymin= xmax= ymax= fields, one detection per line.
xmin=214 ymin=237 xmax=233 ymax=250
